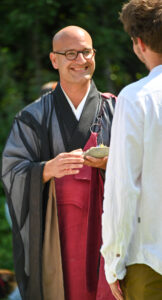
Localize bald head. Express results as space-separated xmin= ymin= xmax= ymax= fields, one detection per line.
xmin=52 ymin=26 xmax=93 ymax=51
xmin=50 ymin=25 xmax=95 ymax=90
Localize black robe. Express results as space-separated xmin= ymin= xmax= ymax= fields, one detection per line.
xmin=1 ymin=81 xmax=115 ymax=300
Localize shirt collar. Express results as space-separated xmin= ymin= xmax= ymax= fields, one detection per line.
xmin=149 ymin=64 xmax=162 ymax=75
xmin=60 ymin=84 xmax=91 ymax=121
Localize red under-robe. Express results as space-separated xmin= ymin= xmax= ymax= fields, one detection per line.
xmin=55 ymin=132 xmax=115 ymax=300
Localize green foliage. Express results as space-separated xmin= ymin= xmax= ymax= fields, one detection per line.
xmin=0 ymin=48 xmax=25 ymax=155
xmin=0 ymin=0 xmax=146 ymax=99
xmin=0 ymin=196 xmax=13 ymax=270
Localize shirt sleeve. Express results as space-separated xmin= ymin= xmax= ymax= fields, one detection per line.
xmin=101 ymin=92 xmax=144 ymax=283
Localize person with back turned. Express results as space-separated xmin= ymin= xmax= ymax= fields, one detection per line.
xmin=101 ymin=1 xmax=162 ymax=299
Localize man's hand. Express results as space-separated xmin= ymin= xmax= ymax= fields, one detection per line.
xmin=43 ymin=149 xmax=84 ymax=183
xmin=84 ymin=155 xmax=108 ymax=170
xmin=109 ymin=281 xmax=124 ymax=300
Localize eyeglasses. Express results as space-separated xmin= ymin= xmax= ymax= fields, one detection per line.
xmin=53 ymin=48 xmax=96 ymax=61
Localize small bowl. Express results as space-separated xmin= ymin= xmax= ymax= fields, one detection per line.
xmin=84 ymin=146 xmax=109 ymax=158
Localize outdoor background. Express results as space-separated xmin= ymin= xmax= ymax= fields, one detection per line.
xmin=0 ymin=0 xmax=147 ymax=273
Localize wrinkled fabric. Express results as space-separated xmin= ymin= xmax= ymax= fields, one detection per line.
xmin=56 ymin=132 xmax=115 ymax=300
xmin=55 ymin=133 xmax=97 ymax=300
xmin=101 ymin=65 xmax=162 ymax=284
xmin=1 ymin=81 xmax=116 ymax=300
xmin=42 ymin=179 xmax=65 ymax=300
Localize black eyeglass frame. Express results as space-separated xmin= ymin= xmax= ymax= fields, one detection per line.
xmin=52 ymin=48 xmax=96 ymax=60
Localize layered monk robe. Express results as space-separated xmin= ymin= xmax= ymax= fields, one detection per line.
xmin=1 ymin=81 xmax=115 ymax=300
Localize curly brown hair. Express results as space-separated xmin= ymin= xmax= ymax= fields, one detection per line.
xmin=119 ymin=0 xmax=162 ymax=53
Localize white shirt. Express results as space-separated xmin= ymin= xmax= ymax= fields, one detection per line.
xmin=61 ymin=85 xmax=90 ymax=121
xmin=101 ymin=65 xmax=162 ymax=284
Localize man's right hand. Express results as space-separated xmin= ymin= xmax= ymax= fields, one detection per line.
xmin=43 ymin=149 xmax=84 ymax=183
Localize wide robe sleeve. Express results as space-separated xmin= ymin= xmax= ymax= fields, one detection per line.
xmin=1 ymin=102 xmax=50 ymax=300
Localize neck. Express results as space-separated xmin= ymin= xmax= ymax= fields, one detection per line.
xmin=60 ymin=81 xmax=91 ymax=108
xmin=144 ymin=48 xmax=162 ymax=71
xmin=149 ymin=58 xmax=162 ymax=71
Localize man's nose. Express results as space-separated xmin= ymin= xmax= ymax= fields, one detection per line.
xmin=75 ymin=52 xmax=87 ymax=63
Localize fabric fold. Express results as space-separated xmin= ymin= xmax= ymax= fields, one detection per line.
xmin=42 ymin=179 xmax=65 ymax=300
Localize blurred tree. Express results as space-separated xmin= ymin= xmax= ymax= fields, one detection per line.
xmin=0 ymin=0 xmax=146 ymax=101
xmin=0 ymin=196 xmax=13 ymax=270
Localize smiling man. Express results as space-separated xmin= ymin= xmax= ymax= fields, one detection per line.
xmin=50 ymin=27 xmax=95 ymax=89
xmin=1 ymin=26 xmax=116 ymax=300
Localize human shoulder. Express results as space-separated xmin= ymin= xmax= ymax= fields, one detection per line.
xmin=118 ymin=72 xmax=152 ymax=105
xmin=101 ymin=92 xmax=116 ymax=100
xmin=100 ymin=91 xmax=116 ymax=117
xmin=16 ymin=90 xmax=54 ymax=125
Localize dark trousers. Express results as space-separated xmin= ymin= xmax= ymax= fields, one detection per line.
xmin=120 ymin=264 xmax=162 ymax=300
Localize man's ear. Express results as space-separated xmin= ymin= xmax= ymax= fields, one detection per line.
xmin=137 ymin=37 xmax=146 ymax=52
xmin=49 ymin=52 xmax=58 ymax=70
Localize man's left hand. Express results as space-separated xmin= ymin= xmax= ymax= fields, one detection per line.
xmin=84 ymin=156 xmax=108 ymax=170
xmin=109 ymin=280 xmax=124 ymax=300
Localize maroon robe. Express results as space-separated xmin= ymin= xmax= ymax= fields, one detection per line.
xmin=55 ymin=132 xmax=115 ymax=300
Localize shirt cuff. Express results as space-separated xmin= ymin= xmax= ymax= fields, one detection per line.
xmin=104 ymin=261 xmax=126 ymax=284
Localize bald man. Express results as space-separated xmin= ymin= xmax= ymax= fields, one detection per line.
xmin=1 ymin=26 xmax=116 ymax=300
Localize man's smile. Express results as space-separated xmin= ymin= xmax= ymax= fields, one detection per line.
xmin=70 ymin=65 xmax=89 ymax=72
